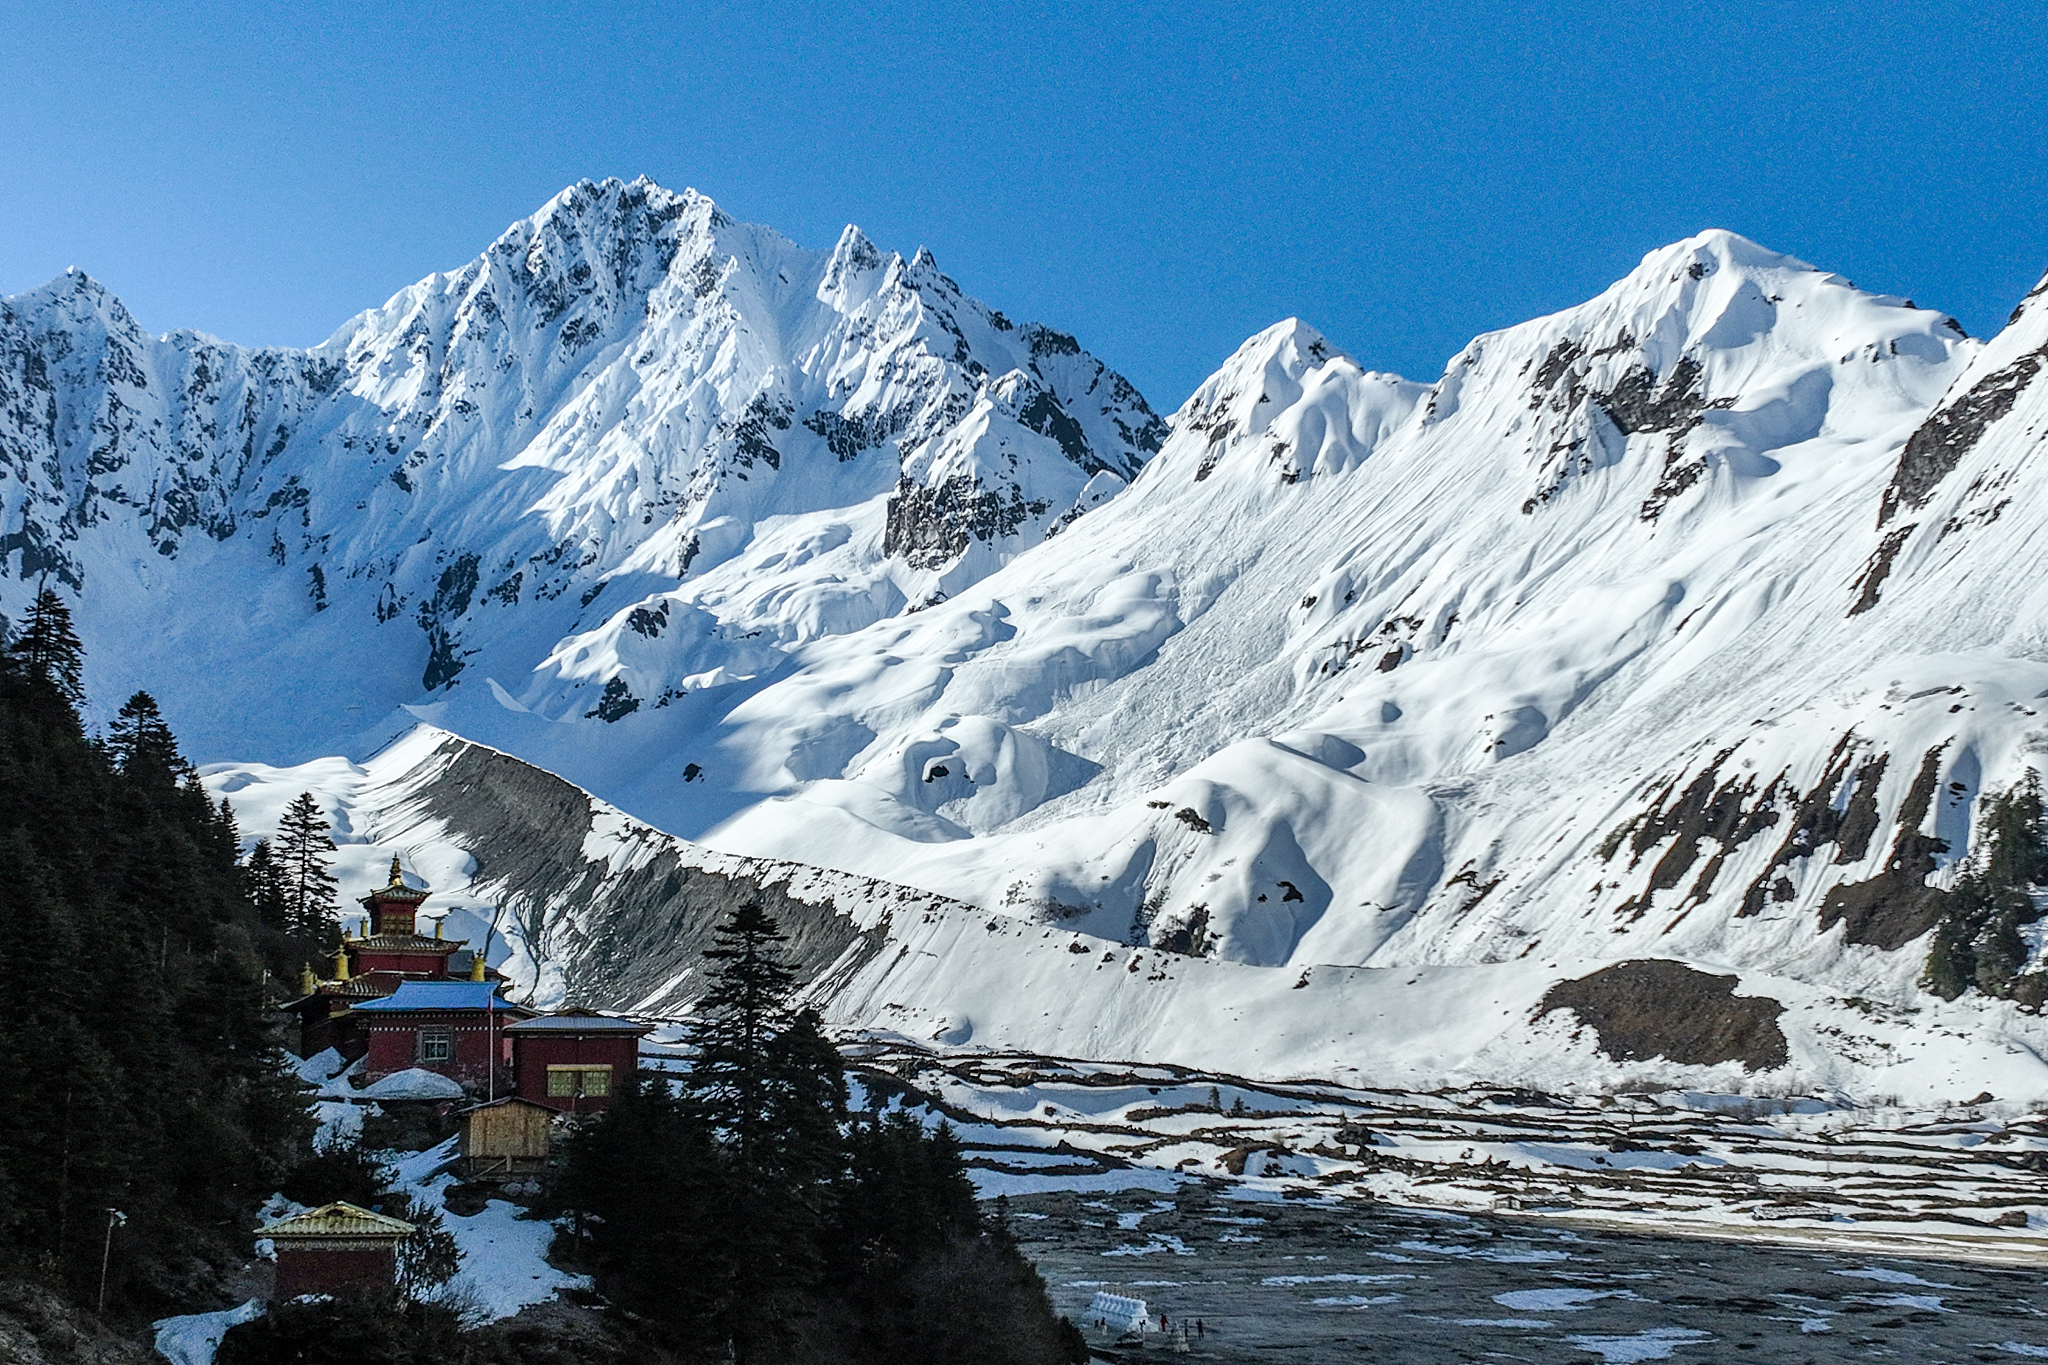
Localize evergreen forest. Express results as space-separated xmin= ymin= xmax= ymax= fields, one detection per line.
xmin=0 ymin=588 xmax=315 ymax=1308
xmin=0 ymin=586 xmax=1083 ymax=1364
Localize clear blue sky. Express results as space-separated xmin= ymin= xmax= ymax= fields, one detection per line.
xmin=3 ymin=0 xmax=2043 ymax=409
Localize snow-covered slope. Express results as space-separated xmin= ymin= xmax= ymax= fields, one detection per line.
xmin=706 ymin=232 xmax=2021 ymax=993
xmin=0 ymin=178 xmax=1163 ymax=764
xmin=204 ymin=727 xmax=2048 ymax=1105
xmin=24 ymin=200 xmax=2048 ymax=1094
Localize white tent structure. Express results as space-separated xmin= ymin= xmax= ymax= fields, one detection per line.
xmin=1087 ymin=1291 xmax=1151 ymax=1334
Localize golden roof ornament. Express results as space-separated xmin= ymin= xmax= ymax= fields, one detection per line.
xmin=333 ymin=944 xmax=350 ymax=982
xmin=387 ymin=855 xmax=404 ymax=888
xmin=469 ymin=952 xmax=487 ymax=982
xmin=298 ymin=963 xmax=318 ymax=996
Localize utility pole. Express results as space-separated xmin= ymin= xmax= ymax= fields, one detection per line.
xmin=97 ymin=1209 xmax=125 ymax=1316
xmin=483 ymin=908 xmax=504 ymax=1103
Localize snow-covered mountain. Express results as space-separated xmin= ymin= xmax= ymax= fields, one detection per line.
xmin=19 ymin=186 xmax=2048 ymax=1095
xmin=0 ymin=177 xmax=1164 ymax=762
xmin=703 ymin=230 xmax=2011 ymax=989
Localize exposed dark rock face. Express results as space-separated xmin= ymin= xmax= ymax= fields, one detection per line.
xmin=1600 ymin=736 xmax=1950 ymax=935
xmin=1847 ymin=525 xmax=1915 ymax=616
xmin=882 ymin=475 xmax=1049 ymax=570
xmin=1733 ymin=740 xmax=1880 ymax=916
xmin=1601 ymin=749 xmax=1780 ymax=920
xmin=803 ymin=406 xmax=903 ymax=462
xmin=1597 ymin=357 xmax=1705 ymax=437
xmin=1515 ymin=337 xmax=1728 ymax=520
xmin=727 ymin=393 xmax=792 ymax=471
xmin=399 ymin=739 xmax=941 ymax=1011
xmin=416 ymin=553 xmax=481 ymax=690
xmin=1816 ymin=746 xmax=1952 ymax=950
xmin=1538 ymin=959 xmax=1789 ymax=1070
xmin=1879 ymin=346 xmax=2047 ymax=526
xmin=585 ymin=676 xmax=640 ymax=722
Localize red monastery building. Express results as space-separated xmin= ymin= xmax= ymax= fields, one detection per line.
xmin=258 ymin=1203 xmax=415 ymax=1298
xmin=281 ymin=860 xmax=643 ymax=1109
xmin=504 ymin=1010 xmax=652 ymax=1112
xmin=356 ymin=980 xmax=530 ymax=1089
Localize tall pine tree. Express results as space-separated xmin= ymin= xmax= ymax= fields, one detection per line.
xmin=276 ymin=792 xmax=339 ymax=941
xmin=108 ymin=691 xmax=190 ymax=788
xmin=8 ymin=585 xmax=83 ymax=705
xmin=687 ymin=902 xmax=847 ymax=1362
xmin=245 ymin=838 xmax=291 ymax=934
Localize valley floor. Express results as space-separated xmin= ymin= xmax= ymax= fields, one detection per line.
xmin=1011 ymin=1184 xmax=2048 ymax=1364
xmin=836 ymin=1039 xmax=2048 ymax=1260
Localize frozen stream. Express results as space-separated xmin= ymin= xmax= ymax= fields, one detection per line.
xmin=1009 ymin=1184 xmax=2048 ymax=1363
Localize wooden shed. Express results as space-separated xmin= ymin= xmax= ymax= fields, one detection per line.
xmin=458 ymin=1096 xmax=555 ymax=1179
xmin=258 ymin=1202 xmax=414 ymax=1298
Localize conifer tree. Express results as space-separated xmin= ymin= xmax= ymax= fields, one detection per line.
xmin=687 ymin=901 xmax=848 ymax=1361
xmin=276 ymin=792 xmax=339 ymax=941
xmin=108 ymin=691 xmax=190 ymax=789
xmin=245 ymin=838 xmax=291 ymax=933
xmin=9 ymin=585 xmax=83 ymax=704
xmin=1924 ymin=773 xmax=2048 ymax=1001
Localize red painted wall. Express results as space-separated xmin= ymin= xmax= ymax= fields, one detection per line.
xmin=361 ymin=1011 xmax=513 ymax=1090
xmin=274 ymin=1244 xmax=398 ymax=1298
xmin=512 ymin=1033 xmax=642 ymax=1112
xmin=352 ymin=949 xmax=458 ymax=976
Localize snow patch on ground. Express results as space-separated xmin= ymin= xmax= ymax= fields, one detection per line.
xmin=151 ymin=1300 xmax=264 ymax=1365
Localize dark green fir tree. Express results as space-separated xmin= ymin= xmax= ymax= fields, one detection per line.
xmin=276 ymin=791 xmax=339 ymax=941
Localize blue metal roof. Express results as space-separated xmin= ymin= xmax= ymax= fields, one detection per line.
xmin=350 ymin=981 xmax=516 ymax=1013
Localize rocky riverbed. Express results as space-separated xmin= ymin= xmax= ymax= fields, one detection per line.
xmin=1007 ymin=1179 xmax=2048 ymax=1363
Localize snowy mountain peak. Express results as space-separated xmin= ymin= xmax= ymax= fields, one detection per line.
xmin=20 ymin=204 xmax=2048 ymax=1099
xmin=0 ymin=178 xmax=1166 ymax=755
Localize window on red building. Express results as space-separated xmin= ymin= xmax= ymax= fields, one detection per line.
xmin=546 ymin=1065 xmax=611 ymax=1097
xmin=418 ymin=1028 xmax=453 ymax=1064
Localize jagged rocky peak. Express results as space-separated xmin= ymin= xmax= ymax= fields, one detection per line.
xmin=1398 ymin=229 xmax=1973 ymax=522
xmin=0 ymin=176 xmax=1168 ymax=754
xmin=1176 ymin=318 xmax=1340 ymax=439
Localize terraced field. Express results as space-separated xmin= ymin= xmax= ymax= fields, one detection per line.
xmin=839 ymin=1040 xmax=2048 ymax=1257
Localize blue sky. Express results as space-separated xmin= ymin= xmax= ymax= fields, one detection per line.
xmin=3 ymin=0 xmax=2042 ymax=408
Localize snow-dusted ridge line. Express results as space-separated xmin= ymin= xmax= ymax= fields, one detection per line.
xmin=207 ymin=725 xmax=2048 ymax=1106
xmin=2 ymin=175 xmax=1164 ymax=769
xmin=700 ymin=230 xmax=2023 ymax=986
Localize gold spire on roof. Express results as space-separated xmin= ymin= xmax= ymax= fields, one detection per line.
xmin=387 ymin=855 xmax=404 ymax=888
xmin=333 ymin=943 xmax=350 ymax=982
xmin=469 ymin=952 xmax=486 ymax=982
xmin=298 ymin=963 xmax=318 ymax=996
xmin=434 ymin=919 xmax=443 ymax=940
